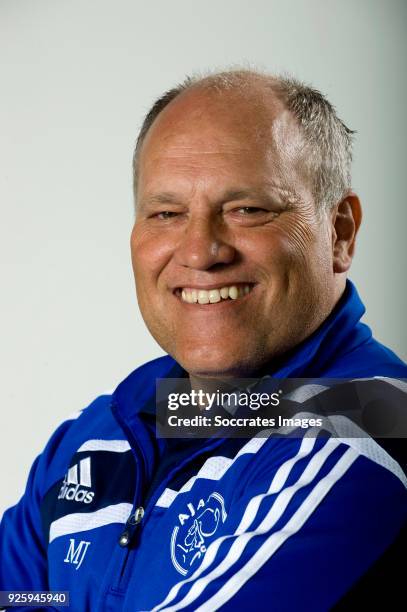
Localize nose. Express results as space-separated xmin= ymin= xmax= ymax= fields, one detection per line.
xmin=173 ymin=214 xmax=236 ymax=270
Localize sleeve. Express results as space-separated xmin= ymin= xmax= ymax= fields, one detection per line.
xmin=151 ymin=437 xmax=407 ymax=612
xmin=0 ymin=418 xmax=75 ymax=590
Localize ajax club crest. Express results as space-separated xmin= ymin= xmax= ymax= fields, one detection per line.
xmin=171 ymin=492 xmax=227 ymax=575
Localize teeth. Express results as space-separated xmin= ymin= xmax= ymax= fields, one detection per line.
xmin=198 ymin=290 xmax=210 ymax=304
xmin=229 ymin=286 xmax=238 ymax=300
xmin=180 ymin=284 xmax=252 ymax=304
xmin=209 ymin=289 xmax=221 ymax=303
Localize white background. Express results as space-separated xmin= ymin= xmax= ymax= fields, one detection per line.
xmin=1 ymin=0 xmax=406 ymax=516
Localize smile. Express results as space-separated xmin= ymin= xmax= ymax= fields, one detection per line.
xmin=177 ymin=284 xmax=254 ymax=304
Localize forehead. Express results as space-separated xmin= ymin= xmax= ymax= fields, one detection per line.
xmin=137 ymin=86 xmax=310 ymax=200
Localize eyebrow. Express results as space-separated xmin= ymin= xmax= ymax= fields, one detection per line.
xmin=140 ymin=192 xmax=184 ymax=206
xmin=218 ymin=189 xmax=260 ymax=204
xmin=139 ymin=185 xmax=300 ymax=209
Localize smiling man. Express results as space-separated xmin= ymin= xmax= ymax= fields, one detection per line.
xmin=1 ymin=70 xmax=406 ymax=612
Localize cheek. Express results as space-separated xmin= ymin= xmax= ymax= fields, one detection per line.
xmin=130 ymin=224 xmax=175 ymax=287
xmin=273 ymin=215 xmax=331 ymax=272
xmin=237 ymin=226 xmax=304 ymax=274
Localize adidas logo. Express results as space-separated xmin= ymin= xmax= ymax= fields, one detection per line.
xmin=58 ymin=457 xmax=95 ymax=504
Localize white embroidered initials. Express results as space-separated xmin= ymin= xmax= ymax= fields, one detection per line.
xmin=64 ymin=538 xmax=91 ymax=570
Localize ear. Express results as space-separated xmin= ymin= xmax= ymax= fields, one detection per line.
xmin=331 ymin=193 xmax=362 ymax=273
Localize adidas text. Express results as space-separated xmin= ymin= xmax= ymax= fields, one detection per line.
xmin=58 ymin=483 xmax=94 ymax=503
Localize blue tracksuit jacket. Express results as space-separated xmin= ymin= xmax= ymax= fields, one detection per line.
xmin=1 ymin=280 xmax=406 ymax=611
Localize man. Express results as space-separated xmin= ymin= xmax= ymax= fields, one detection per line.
xmin=1 ymin=69 xmax=406 ymax=611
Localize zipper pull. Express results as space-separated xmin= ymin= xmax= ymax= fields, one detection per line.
xmin=118 ymin=506 xmax=144 ymax=547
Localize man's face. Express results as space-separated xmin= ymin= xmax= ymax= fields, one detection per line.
xmin=131 ymin=87 xmax=338 ymax=378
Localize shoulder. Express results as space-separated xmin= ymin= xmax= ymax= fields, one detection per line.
xmin=36 ymin=355 xmax=178 ymax=492
xmin=326 ymin=329 xmax=407 ymax=378
xmin=32 ymin=392 xmax=116 ymax=496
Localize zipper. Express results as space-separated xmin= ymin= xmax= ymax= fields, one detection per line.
xmin=118 ymin=506 xmax=144 ymax=547
xmin=110 ymin=400 xmax=149 ymax=591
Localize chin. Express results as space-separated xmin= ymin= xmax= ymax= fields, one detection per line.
xmin=177 ymin=350 xmax=260 ymax=380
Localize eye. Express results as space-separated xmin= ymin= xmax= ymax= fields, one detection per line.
xmin=226 ymin=205 xmax=280 ymax=225
xmin=153 ymin=211 xmax=180 ymax=220
xmin=236 ymin=207 xmax=267 ymax=215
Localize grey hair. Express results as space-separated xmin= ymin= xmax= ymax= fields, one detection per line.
xmin=132 ymin=68 xmax=355 ymax=211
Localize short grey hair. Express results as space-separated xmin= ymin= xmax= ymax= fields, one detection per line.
xmin=132 ymin=69 xmax=355 ymax=211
